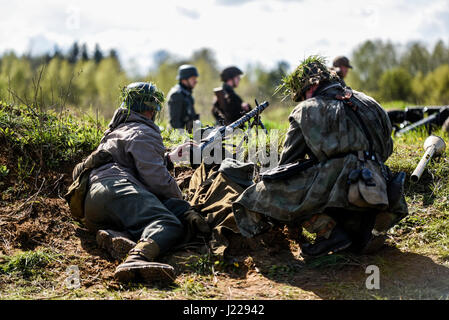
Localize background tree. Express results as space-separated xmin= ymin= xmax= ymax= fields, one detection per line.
xmin=378 ymin=67 xmax=413 ymax=102
xmin=400 ymin=42 xmax=431 ymax=76
xmin=348 ymin=40 xmax=398 ymax=95
xmin=80 ymin=43 xmax=89 ymax=61
xmin=93 ymin=44 xmax=103 ymax=64
xmin=67 ymin=42 xmax=80 ymax=64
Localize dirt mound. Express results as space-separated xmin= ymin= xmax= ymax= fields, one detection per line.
xmin=0 ymin=198 xmax=75 ymax=252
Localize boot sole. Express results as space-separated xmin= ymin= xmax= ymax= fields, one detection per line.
xmin=96 ymin=230 xmax=136 ymax=261
xmin=114 ymin=262 xmax=176 ymax=284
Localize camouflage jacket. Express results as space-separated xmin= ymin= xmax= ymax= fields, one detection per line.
xmin=234 ymin=84 xmax=408 ymax=236
xmin=167 ymin=83 xmax=199 ymax=131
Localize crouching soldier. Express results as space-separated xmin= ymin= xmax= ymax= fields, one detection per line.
xmin=71 ymin=82 xmax=209 ymax=284
xmin=233 ymin=56 xmax=408 ymax=257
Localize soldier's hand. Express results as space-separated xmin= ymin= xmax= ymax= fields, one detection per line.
xmin=168 ymin=141 xmax=199 ymax=164
xmin=241 ymin=102 xmax=250 ymax=112
xmin=183 ymin=210 xmax=211 ymax=234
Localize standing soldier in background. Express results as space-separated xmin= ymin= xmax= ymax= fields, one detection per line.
xmin=167 ymin=64 xmax=200 ymax=133
xmin=332 ymin=56 xmax=353 ymax=87
xmin=212 ymin=66 xmax=251 ymax=125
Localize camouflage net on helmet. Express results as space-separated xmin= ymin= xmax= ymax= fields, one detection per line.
xmin=275 ymin=56 xmax=339 ymax=102
xmin=120 ymin=82 xmax=165 ymax=113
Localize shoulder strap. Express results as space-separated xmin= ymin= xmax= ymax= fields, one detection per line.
xmin=335 ymin=89 xmax=375 ymax=158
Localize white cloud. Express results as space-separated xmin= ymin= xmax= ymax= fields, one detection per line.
xmin=0 ymin=0 xmax=448 ymax=75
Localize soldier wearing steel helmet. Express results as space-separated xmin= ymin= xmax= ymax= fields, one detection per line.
xmin=167 ymin=64 xmax=200 ymax=132
xmin=233 ymin=56 xmax=408 ymax=257
xmin=81 ymin=82 xmax=209 ymax=284
xmin=332 ymin=55 xmax=353 ymax=87
xmin=212 ymin=66 xmax=250 ymax=125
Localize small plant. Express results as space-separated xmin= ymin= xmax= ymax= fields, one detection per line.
xmin=185 ymin=254 xmax=214 ymax=275
xmin=0 ymin=249 xmax=61 ymax=278
xmin=0 ymin=164 xmax=9 ymax=179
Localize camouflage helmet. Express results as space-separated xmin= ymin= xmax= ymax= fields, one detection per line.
xmin=177 ymin=64 xmax=199 ymax=80
xmin=275 ymin=56 xmax=339 ymax=102
xmin=220 ymin=66 xmax=243 ymax=82
xmin=120 ymin=82 xmax=165 ymax=113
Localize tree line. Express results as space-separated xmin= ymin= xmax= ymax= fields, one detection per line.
xmin=0 ymin=39 xmax=448 ymax=122
xmin=347 ymin=39 xmax=449 ymax=105
xmin=0 ymin=42 xmax=288 ymax=121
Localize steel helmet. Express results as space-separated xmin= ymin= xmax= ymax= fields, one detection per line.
xmin=220 ymin=66 xmax=243 ymax=82
xmin=177 ymin=64 xmax=199 ymax=80
xmin=120 ymin=82 xmax=165 ymax=113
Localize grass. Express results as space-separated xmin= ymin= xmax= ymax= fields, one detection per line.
xmin=0 ymin=249 xmax=61 ymax=278
xmin=386 ymin=127 xmax=449 ymax=258
xmin=1 ymin=101 xmax=449 ymax=300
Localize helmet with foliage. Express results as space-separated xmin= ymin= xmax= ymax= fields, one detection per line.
xmin=120 ymin=82 xmax=165 ymax=114
xmin=177 ymin=64 xmax=199 ymax=80
xmin=275 ymin=56 xmax=339 ymax=102
xmin=220 ymin=66 xmax=243 ymax=82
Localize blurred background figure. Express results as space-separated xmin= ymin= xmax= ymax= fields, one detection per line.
xmin=332 ymin=56 xmax=353 ymax=87
xmin=212 ymin=66 xmax=251 ymax=125
xmin=167 ymin=64 xmax=200 ymax=132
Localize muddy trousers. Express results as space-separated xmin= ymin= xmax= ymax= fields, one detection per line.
xmin=83 ymin=178 xmax=189 ymax=254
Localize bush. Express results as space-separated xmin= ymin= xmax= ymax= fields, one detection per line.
xmin=378 ymin=67 xmax=413 ymax=102
xmin=0 ymin=101 xmax=104 ymax=170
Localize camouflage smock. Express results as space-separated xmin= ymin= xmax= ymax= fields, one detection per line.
xmin=233 ymin=84 xmax=408 ymax=237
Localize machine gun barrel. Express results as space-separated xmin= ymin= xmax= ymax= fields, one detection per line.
xmin=410 ymin=135 xmax=446 ymax=182
xmin=199 ymin=101 xmax=269 ymax=151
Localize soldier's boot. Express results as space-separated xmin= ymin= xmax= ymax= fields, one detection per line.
xmin=300 ymin=225 xmax=352 ymax=257
xmin=114 ymin=239 xmax=175 ymax=284
xmin=357 ymin=211 xmax=391 ymax=254
xmin=96 ymin=229 xmax=136 ymax=261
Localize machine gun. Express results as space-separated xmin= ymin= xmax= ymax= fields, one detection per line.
xmin=410 ymin=135 xmax=446 ymax=182
xmin=199 ymin=100 xmax=270 ymax=152
xmin=388 ymin=106 xmax=449 ymax=136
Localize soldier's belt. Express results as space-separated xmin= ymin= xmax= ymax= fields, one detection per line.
xmin=260 ymin=151 xmax=376 ymax=182
xmin=260 ymin=159 xmax=315 ymax=181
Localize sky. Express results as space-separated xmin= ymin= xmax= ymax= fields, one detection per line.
xmin=1 ymin=0 xmax=448 ymax=76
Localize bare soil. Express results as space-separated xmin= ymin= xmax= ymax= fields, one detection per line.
xmin=1 ymin=155 xmax=448 ymax=300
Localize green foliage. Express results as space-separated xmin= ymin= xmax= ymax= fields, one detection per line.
xmin=348 ymin=40 xmax=398 ymax=93
xmin=185 ymin=254 xmax=215 ymax=276
xmin=0 ymin=164 xmax=9 ymax=178
xmin=0 ymin=102 xmax=104 ymax=170
xmin=120 ymin=81 xmax=165 ymax=113
xmin=378 ymin=67 xmax=413 ymax=102
xmin=275 ymin=55 xmax=335 ymax=102
xmin=348 ymin=39 xmax=449 ymax=105
xmin=386 ymin=128 xmax=449 ymax=256
xmin=0 ymin=249 xmax=60 ymax=278
xmin=422 ymin=64 xmax=449 ymax=104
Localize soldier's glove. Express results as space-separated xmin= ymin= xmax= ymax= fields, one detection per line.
xmin=168 ymin=141 xmax=199 ymax=164
xmin=183 ymin=210 xmax=211 ymax=235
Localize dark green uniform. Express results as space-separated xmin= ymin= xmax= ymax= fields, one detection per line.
xmin=167 ymin=83 xmax=199 ymax=132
